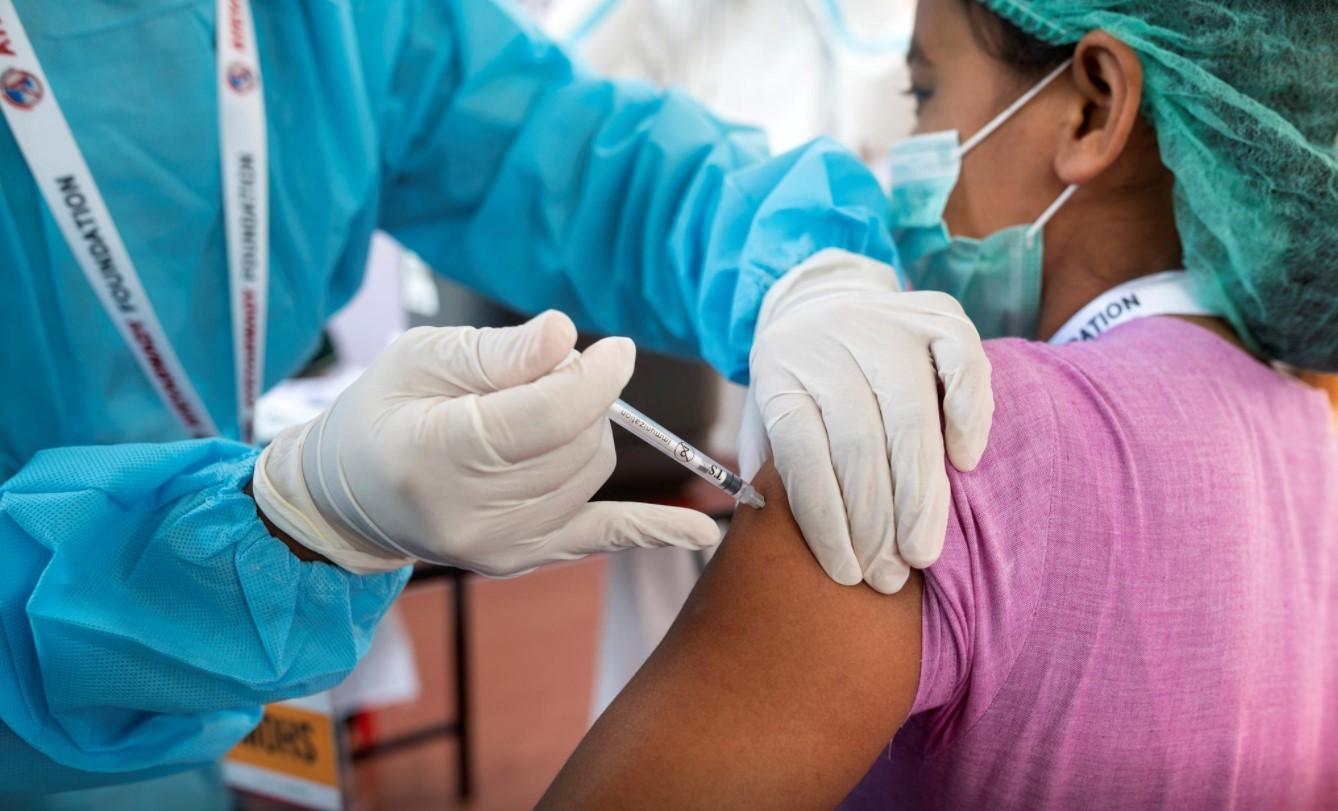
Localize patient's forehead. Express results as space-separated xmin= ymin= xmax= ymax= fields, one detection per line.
xmin=909 ymin=0 xmax=983 ymax=66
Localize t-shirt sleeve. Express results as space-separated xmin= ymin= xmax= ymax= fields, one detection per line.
xmin=909 ymin=339 xmax=1061 ymax=751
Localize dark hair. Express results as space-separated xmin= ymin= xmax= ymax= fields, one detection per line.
xmin=960 ymin=0 xmax=1075 ymax=77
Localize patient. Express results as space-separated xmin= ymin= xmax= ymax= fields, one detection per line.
xmin=542 ymin=0 xmax=1338 ymax=807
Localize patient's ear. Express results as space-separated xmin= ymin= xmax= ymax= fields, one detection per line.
xmin=1054 ymin=31 xmax=1145 ymax=186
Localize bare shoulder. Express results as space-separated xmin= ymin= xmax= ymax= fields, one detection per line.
xmin=677 ymin=466 xmax=924 ymax=699
xmin=541 ymin=467 xmax=922 ymax=809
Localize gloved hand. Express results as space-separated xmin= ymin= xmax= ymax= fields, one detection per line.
xmin=254 ymin=311 xmax=721 ymax=575
xmin=743 ymin=249 xmax=994 ymax=594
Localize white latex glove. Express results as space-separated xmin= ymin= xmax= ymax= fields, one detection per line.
xmin=254 ymin=311 xmax=721 ymax=576
xmin=744 ymin=249 xmax=994 ymax=594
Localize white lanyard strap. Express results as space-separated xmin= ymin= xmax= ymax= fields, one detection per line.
xmin=0 ymin=0 xmax=268 ymax=442
xmin=1050 ymin=271 xmax=1217 ymax=346
xmin=218 ymin=0 xmax=269 ymax=443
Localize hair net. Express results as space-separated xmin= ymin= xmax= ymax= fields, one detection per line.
xmin=978 ymin=0 xmax=1338 ymax=371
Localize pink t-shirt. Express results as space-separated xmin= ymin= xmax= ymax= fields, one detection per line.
xmin=844 ymin=318 xmax=1338 ymax=809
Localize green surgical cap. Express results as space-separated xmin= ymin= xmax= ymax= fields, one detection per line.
xmin=979 ymin=0 xmax=1338 ymax=371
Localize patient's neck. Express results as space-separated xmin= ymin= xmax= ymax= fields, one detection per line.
xmin=1034 ymin=187 xmax=1186 ymax=342
xmin=1032 ymin=199 xmax=1251 ymax=355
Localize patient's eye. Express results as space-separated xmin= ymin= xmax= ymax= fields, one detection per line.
xmin=903 ymin=83 xmax=933 ymax=113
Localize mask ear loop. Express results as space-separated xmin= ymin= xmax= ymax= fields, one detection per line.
xmin=958 ymin=58 xmax=1075 ymax=158
xmin=1026 ymin=183 xmax=1080 ymax=245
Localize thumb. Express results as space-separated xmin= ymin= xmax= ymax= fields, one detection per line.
xmin=476 ymin=336 xmax=636 ymax=462
xmin=737 ymin=389 xmax=771 ymax=480
xmin=475 ymin=310 xmax=579 ymax=391
xmin=545 ymin=501 xmax=722 ymax=559
xmin=386 ymin=311 xmax=578 ymax=397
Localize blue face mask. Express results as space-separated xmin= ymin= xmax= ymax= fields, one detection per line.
xmin=888 ymin=60 xmax=1077 ymax=339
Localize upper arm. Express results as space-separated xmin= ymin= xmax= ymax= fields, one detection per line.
xmin=541 ymin=467 xmax=922 ymax=808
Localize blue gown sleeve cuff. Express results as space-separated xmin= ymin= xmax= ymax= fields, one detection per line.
xmin=0 ymin=439 xmax=409 ymax=781
xmin=698 ymin=137 xmax=898 ymax=383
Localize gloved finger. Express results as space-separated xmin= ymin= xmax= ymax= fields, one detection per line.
xmin=398 ymin=311 xmax=579 ymax=397
xmin=874 ymin=353 xmax=952 ymax=571
xmin=763 ymin=389 xmax=862 ymax=586
xmin=466 ymin=423 xmax=616 ymax=554
xmin=811 ymin=374 xmax=896 ymax=592
xmin=920 ymin=299 xmax=994 ymax=471
xmin=476 ymin=336 xmax=635 ymax=463
xmin=862 ymin=542 xmax=913 ymax=595
xmin=542 ymin=501 xmax=722 ymax=562
xmin=510 ymin=419 xmax=617 ymax=507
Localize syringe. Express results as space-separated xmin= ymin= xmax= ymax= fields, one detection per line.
xmin=608 ymin=400 xmax=765 ymax=510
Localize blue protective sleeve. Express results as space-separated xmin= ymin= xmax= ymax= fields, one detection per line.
xmin=0 ymin=441 xmax=409 ymax=794
xmin=376 ymin=0 xmax=898 ymax=383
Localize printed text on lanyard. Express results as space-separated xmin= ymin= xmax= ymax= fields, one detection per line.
xmin=1049 ymin=271 xmax=1216 ymax=347
xmin=0 ymin=0 xmax=269 ymax=442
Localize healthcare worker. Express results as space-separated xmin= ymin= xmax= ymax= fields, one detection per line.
xmin=0 ymin=0 xmax=993 ymax=795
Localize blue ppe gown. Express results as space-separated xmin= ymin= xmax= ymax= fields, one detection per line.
xmin=0 ymin=0 xmax=896 ymax=793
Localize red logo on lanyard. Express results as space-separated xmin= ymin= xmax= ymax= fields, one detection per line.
xmin=1 ymin=68 xmax=43 ymax=110
xmin=226 ymin=62 xmax=256 ymax=95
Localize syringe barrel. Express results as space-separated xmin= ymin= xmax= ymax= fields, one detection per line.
xmin=607 ymin=400 xmax=744 ymax=495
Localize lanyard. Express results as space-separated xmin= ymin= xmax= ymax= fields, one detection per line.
xmin=0 ymin=0 xmax=269 ymax=442
xmin=1050 ymin=271 xmax=1216 ymax=346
